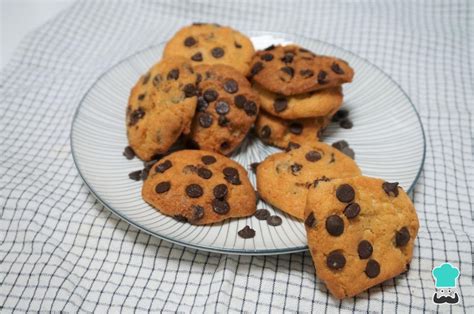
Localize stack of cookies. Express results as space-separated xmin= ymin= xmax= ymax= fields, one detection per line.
xmin=248 ymin=45 xmax=354 ymax=150
xmin=124 ymin=23 xmax=419 ymax=300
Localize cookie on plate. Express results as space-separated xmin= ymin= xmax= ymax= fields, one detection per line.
xmin=127 ymin=56 xmax=199 ymax=160
xmin=163 ymin=23 xmax=255 ymax=75
xmin=253 ymin=84 xmax=343 ymax=119
xmin=255 ymin=110 xmax=331 ymax=149
xmin=189 ymin=64 xmax=260 ymax=155
xmin=256 ymin=142 xmax=361 ymax=219
xmin=142 ymin=150 xmax=256 ymax=225
xmin=304 ymin=176 xmax=419 ymax=299
xmin=249 ymin=45 xmax=354 ymax=96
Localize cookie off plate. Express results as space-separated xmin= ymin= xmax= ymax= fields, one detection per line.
xmin=70 ymin=31 xmax=425 ymax=255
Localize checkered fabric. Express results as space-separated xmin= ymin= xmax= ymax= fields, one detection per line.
xmin=1 ymin=0 xmax=472 ymax=312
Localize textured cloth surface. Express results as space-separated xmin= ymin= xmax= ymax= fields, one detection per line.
xmin=1 ymin=0 xmax=473 ymax=312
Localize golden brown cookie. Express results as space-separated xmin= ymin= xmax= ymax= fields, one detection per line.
xmin=253 ymin=83 xmax=343 ymax=119
xmin=249 ymin=45 xmax=354 ymax=96
xmin=255 ymin=110 xmax=331 ymax=150
xmin=126 ymin=56 xmax=199 ymax=161
xmin=163 ymin=23 xmax=255 ymax=75
xmin=304 ymin=176 xmax=419 ymax=299
xmin=142 ymin=150 xmax=256 ymax=225
xmin=256 ymin=142 xmax=361 ymax=219
xmin=189 ymin=64 xmax=260 ymax=155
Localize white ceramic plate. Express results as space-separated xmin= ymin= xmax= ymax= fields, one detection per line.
xmin=71 ymin=31 xmax=425 ymax=255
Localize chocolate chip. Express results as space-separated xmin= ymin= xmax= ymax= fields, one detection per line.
xmin=383 ymin=182 xmax=399 ymax=197
xmin=199 ymin=113 xmax=213 ymax=128
xmin=264 ymin=45 xmax=275 ymax=51
xmin=238 ymin=225 xmax=255 ymax=239
xmin=286 ymin=142 xmax=301 ymax=151
xmin=260 ymin=125 xmax=271 ymax=139
xmin=138 ymin=93 xmax=146 ymax=101
xmin=152 ymin=74 xmax=162 ymax=87
xmin=211 ymin=47 xmax=224 ymax=58
xmin=273 ymin=98 xmax=288 ymax=112
xmin=234 ymin=95 xmax=247 ymax=108
xmin=260 ymin=53 xmax=274 ymax=61
xmin=220 ymin=141 xmax=230 ymax=151
xmin=234 ymin=41 xmax=242 ymax=48
xmin=395 ymin=227 xmax=410 ymax=247
xmin=244 ymin=101 xmax=257 ymax=116
xmin=250 ymin=62 xmax=264 ymax=76
xmin=313 ymin=176 xmax=331 ymax=188
xmin=340 ymin=118 xmax=353 ymax=129
xmin=183 ymin=84 xmax=197 ymax=97
xmin=280 ymin=66 xmax=294 ymax=78
xmin=197 ymin=167 xmax=212 ymax=179
xmin=156 ymin=160 xmax=172 ymax=173
xmin=325 ymin=215 xmax=344 ymax=236
xmin=344 ymin=203 xmax=361 ymax=219
xmin=290 ymin=163 xmax=302 ymax=175
xmin=358 ymin=240 xmax=373 ymax=259
xmin=331 ymin=63 xmax=344 ymax=74
xmin=289 ymin=122 xmax=303 ymax=135
xmin=223 ymin=79 xmax=238 ymax=94
xmin=336 ymin=184 xmax=355 ymax=203
xmin=195 ymin=73 xmax=202 ymax=84
xmin=213 ymin=184 xmax=228 ymax=199
xmin=254 ymin=209 xmax=270 ymax=220
xmin=197 ymin=97 xmax=209 ymax=112
xmin=327 ymin=251 xmax=346 ymax=270
xmin=142 ymin=72 xmax=151 ymax=85
xmin=341 ymin=147 xmax=355 ymax=159
xmin=223 ymin=167 xmax=241 ymax=185
xmin=191 ymin=205 xmax=204 ymax=221
xmin=300 ymin=69 xmax=314 ymax=78
xmin=317 ymin=70 xmax=328 ymax=84
xmin=201 ymin=155 xmax=216 ymax=165
xmin=129 ymin=108 xmax=145 ymax=126
xmin=184 ymin=36 xmax=197 ymax=47
xmin=331 ymin=109 xmax=349 ymax=122
xmin=281 ymin=53 xmax=294 ymax=63
xmin=128 ymin=170 xmax=142 ymax=181
xmin=174 ymin=215 xmax=188 ymax=222
xmin=305 ymin=212 xmax=317 ymax=228
xmin=365 ymin=259 xmax=380 ymax=278
xmin=250 ymin=162 xmax=260 ymax=174
xmin=203 ymin=89 xmax=219 ymax=102
xmin=215 ymin=100 xmax=230 ymax=115
xmin=191 ymin=52 xmax=203 ymax=62
xmin=332 ymin=140 xmax=349 ymax=150
xmin=155 ymin=181 xmax=171 ymax=193
xmin=123 ymin=146 xmax=135 ymax=160
xmin=167 ymin=69 xmax=179 ymax=80
xmin=267 ymin=215 xmax=282 ymax=226
xmin=186 ymin=184 xmax=203 ymax=198
xmin=212 ymin=199 xmax=230 ymax=214
xmin=305 ymin=150 xmax=321 ymax=162
xmin=218 ymin=115 xmax=229 ymax=126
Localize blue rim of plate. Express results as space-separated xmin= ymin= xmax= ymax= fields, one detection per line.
xmin=70 ymin=30 xmax=426 ymax=255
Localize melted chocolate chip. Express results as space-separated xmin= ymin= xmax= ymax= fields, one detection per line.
xmin=244 ymin=101 xmax=258 ymax=116
xmin=155 ymin=181 xmax=171 ymax=193
xmin=260 ymin=125 xmax=271 ymax=139
xmin=290 ymin=163 xmax=302 ymax=175
xmin=212 ymin=199 xmax=230 ymax=214
xmin=344 ymin=203 xmax=361 ymax=219
xmin=213 ymin=184 xmax=228 ymax=199
xmin=183 ymin=84 xmax=197 ymax=97
xmin=167 ymin=69 xmax=179 ymax=80
xmin=305 ymin=150 xmax=322 ymax=162
xmin=211 ymin=47 xmax=224 ymax=58
xmin=238 ymin=226 xmax=255 ymax=238
xmin=383 ymin=182 xmax=400 ymax=197
xmin=186 ymin=184 xmax=203 ymax=198
xmin=197 ymin=167 xmax=213 ymax=179
xmin=138 ymin=93 xmax=146 ymax=101
xmin=250 ymin=62 xmax=264 ymax=76
xmin=129 ymin=108 xmax=145 ymax=126
xmin=305 ymin=212 xmax=317 ymax=228
xmin=224 ymin=79 xmax=238 ymax=94
xmin=327 ymin=251 xmax=346 ymax=270
xmin=325 ymin=215 xmax=344 ymax=236
xmin=234 ymin=41 xmax=242 ymax=48
xmin=215 ymin=100 xmax=230 ymax=115
xmin=358 ymin=240 xmax=373 ymax=259
xmin=267 ymin=215 xmax=282 ymax=226
xmin=191 ymin=52 xmax=203 ymax=62
xmin=123 ymin=146 xmax=135 ymax=160
xmin=260 ymin=53 xmax=274 ymax=61
xmin=184 ymin=36 xmax=197 ymax=47
xmin=218 ymin=115 xmax=229 ymax=126
xmin=254 ymin=209 xmax=270 ymax=220
xmin=365 ymin=259 xmax=380 ymax=278
xmin=152 ymin=74 xmax=162 ymax=87
xmin=128 ymin=170 xmax=142 ymax=181
xmin=203 ymin=89 xmax=219 ymax=102
xmin=273 ymin=98 xmax=288 ymax=112
xmin=331 ymin=63 xmax=344 ymax=74
xmin=340 ymin=118 xmax=353 ymax=129
xmin=300 ymin=69 xmax=314 ymax=78
xmin=289 ymin=122 xmax=303 ymax=135
xmin=281 ymin=53 xmax=294 ymax=63
xmin=191 ymin=205 xmax=204 ymax=221
xmin=286 ymin=142 xmax=301 ymax=151
xmin=196 ymin=97 xmax=209 ymax=112
xmin=395 ymin=227 xmax=410 ymax=247
xmin=317 ymin=70 xmax=328 ymax=84
xmin=220 ymin=141 xmax=230 ymax=151
xmin=156 ymin=160 xmax=172 ymax=173
xmin=234 ymin=95 xmax=247 ymax=108
xmin=199 ymin=113 xmax=213 ymax=128
xmin=336 ymin=184 xmax=355 ymax=203
xmin=201 ymin=155 xmax=217 ymax=165
xmin=280 ymin=66 xmax=295 ymax=78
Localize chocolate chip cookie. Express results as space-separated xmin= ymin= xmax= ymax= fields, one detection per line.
xmin=142 ymin=150 xmax=256 ymax=225
xmin=127 ymin=56 xmax=199 ymax=160
xmin=255 ymin=110 xmax=331 ymax=149
xmin=253 ymin=83 xmax=343 ymax=119
xmin=256 ymin=142 xmax=361 ymax=219
xmin=304 ymin=176 xmax=419 ymax=299
xmin=249 ymin=45 xmax=354 ymax=96
xmin=189 ymin=64 xmax=260 ymax=155
xmin=163 ymin=23 xmax=255 ymax=75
